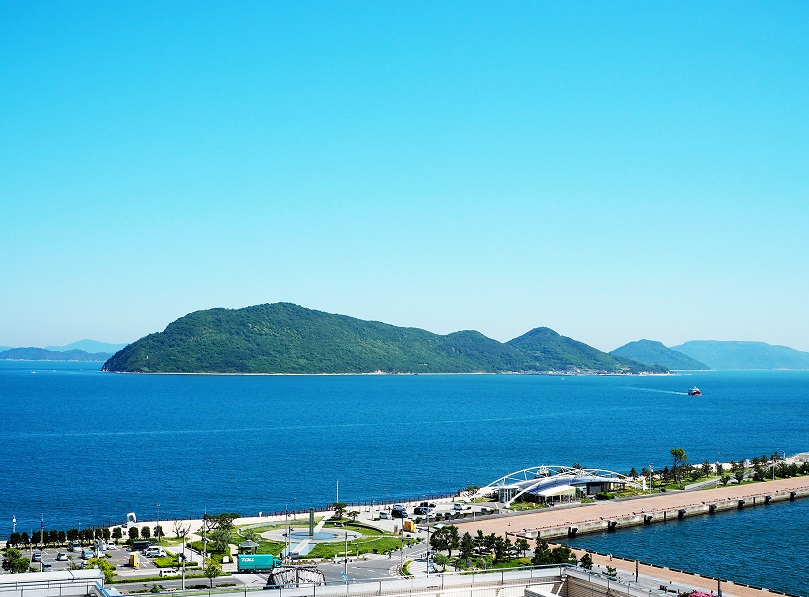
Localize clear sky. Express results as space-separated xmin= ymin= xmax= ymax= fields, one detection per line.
xmin=2 ymin=1 xmax=808 ymax=352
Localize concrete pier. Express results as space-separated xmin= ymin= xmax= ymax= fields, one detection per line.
xmin=456 ymin=476 xmax=809 ymax=541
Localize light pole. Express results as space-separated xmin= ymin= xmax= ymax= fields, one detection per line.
xmin=344 ymin=531 xmax=348 ymax=583
xmin=293 ymin=497 xmax=297 ymax=520
xmin=426 ymin=513 xmax=431 ymax=575
xmin=648 ymin=465 xmax=654 ymax=495
xmin=155 ymin=504 xmax=160 ymax=544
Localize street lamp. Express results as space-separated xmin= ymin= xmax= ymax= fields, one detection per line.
xmin=648 ymin=465 xmax=654 ymax=495
xmin=426 ymin=512 xmax=432 ymax=575
xmin=155 ymin=504 xmax=160 ymax=544
xmin=293 ymin=497 xmax=297 ymax=520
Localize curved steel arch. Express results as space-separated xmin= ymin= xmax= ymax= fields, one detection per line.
xmin=475 ymin=465 xmax=639 ymax=506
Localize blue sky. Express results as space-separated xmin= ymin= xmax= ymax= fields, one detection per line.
xmin=2 ymin=1 xmax=808 ymax=351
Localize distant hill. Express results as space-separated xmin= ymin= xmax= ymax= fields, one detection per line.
xmin=0 ymin=347 xmax=113 ymax=361
xmin=507 ymin=328 xmax=665 ymax=374
xmin=0 ymin=345 xmax=10 ymax=352
xmin=102 ymin=302 xmax=662 ymax=374
xmin=45 ymin=339 xmax=129 ymax=353
xmin=670 ymin=341 xmax=809 ymax=370
xmin=611 ymin=340 xmax=709 ymax=370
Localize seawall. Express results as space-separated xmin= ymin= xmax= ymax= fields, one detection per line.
xmin=456 ymin=476 xmax=809 ymax=541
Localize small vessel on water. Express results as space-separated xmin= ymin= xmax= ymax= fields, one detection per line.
xmin=688 ymin=386 xmax=701 ymax=396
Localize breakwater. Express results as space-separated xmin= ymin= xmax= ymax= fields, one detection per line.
xmin=457 ymin=476 xmax=809 ymax=541
xmin=528 ymin=485 xmax=809 ymax=540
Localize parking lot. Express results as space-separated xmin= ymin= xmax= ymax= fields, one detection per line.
xmin=17 ymin=543 xmax=168 ymax=576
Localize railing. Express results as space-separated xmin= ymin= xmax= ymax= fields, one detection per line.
xmin=127 ymin=564 xmax=680 ymax=597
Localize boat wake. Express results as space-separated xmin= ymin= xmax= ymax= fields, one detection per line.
xmin=623 ymin=387 xmax=689 ymax=396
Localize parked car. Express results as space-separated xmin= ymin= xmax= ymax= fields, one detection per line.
xmin=81 ymin=549 xmax=94 ymax=560
xmin=378 ymin=511 xmax=391 ymax=519
xmin=69 ymin=541 xmax=81 ymax=552
xmin=391 ymin=505 xmax=408 ymax=518
xmin=144 ymin=547 xmax=167 ymax=558
xmin=32 ymin=552 xmax=42 ymax=562
xmin=42 ymin=561 xmax=52 ymax=568
xmin=56 ymin=552 xmax=68 ymax=561
xmin=453 ymin=503 xmax=464 ymax=511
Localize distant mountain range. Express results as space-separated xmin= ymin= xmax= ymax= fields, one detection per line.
xmin=611 ymin=340 xmax=709 ymax=370
xmin=102 ymin=302 xmax=665 ymax=374
xmin=44 ymin=339 xmax=129 ymax=353
xmin=670 ymin=340 xmax=809 ymax=370
xmin=0 ymin=347 xmax=113 ymax=362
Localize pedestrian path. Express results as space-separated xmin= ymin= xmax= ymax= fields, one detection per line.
xmin=288 ymin=511 xmax=334 ymax=557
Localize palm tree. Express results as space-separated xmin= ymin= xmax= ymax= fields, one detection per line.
xmin=670 ymin=448 xmax=687 ymax=483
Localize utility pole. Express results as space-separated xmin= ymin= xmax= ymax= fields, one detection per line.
xmin=155 ymin=504 xmax=160 ymax=544
xmin=40 ymin=514 xmax=45 ymax=571
xmin=344 ymin=531 xmax=348 ymax=583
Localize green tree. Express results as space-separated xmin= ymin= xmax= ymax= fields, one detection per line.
xmin=515 ymin=537 xmax=530 ymax=557
xmin=112 ymin=527 xmax=123 ymax=542
xmin=580 ymin=553 xmax=593 ymax=570
xmin=102 ymin=528 xmax=111 ymax=542
xmin=348 ymin=510 xmax=360 ymax=522
xmin=128 ymin=526 xmax=139 ymax=540
xmin=21 ymin=532 xmax=29 ymax=546
xmin=492 ymin=536 xmax=508 ymax=563
xmin=203 ymin=558 xmax=222 ymax=588
xmin=332 ymin=502 xmax=347 ymax=519
xmin=702 ymin=460 xmax=712 ymax=477
xmin=141 ymin=526 xmax=151 ymax=540
xmin=49 ymin=530 xmax=59 ymax=545
xmin=628 ymin=468 xmax=638 ymax=479
xmin=67 ymin=528 xmax=79 ymax=542
xmin=443 ymin=525 xmax=459 ymax=556
xmin=432 ymin=553 xmax=449 ymax=572
xmin=531 ymin=539 xmax=553 ymax=565
xmin=87 ymin=558 xmax=116 ymax=583
xmin=550 ymin=545 xmax=577 ymax=565
xmin=241 ymin=529 xmax=260 ymax=543
xmin=58 ymin=530 xmax=67 ymax=544
xmin=8 ymin=532 xmax=21 ymax=547
xmin=1 ymin=548 xmax=30 ymax=574
xmin=459 ymin=532 xmax=475 ymax=559
xmin=670 ymin=448 xmax=687 ymax=484
xmin=721 ymin=475 xmax=731 ymax=486
xmin=429 ymin=528 xmax=449 ymax=554
xmin=735 ymin=470 xmax=745 ymax=484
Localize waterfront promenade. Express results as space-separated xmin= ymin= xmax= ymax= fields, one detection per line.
xmin=457 ymin=476 xmax=809 ymax=537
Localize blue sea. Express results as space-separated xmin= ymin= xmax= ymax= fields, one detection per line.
xmin=1 ymin=363 xmax=807 ymax=593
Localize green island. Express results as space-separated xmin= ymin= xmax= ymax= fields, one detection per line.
xmin=102 ymin=302 xmax=664 ymax=375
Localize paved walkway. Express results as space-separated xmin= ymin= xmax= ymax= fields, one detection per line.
xmin=456 ymin=476 xmax=809 ymax=536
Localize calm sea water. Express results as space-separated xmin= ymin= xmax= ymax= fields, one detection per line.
xmin=1 ymin=363 xmax=807 ymax=591
xmin=560 ymin=497 xmax=809 ymax=596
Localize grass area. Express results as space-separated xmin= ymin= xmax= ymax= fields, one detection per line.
xmin=110 ymin=572 xmax=215 ymax=584
xmin=305 ymin=522 xmax=415 ymax=559
xmin=153 ymin=556 xmax=198 ymax=568
xmin=235 ymin=520 xmax=321 ymax=556
xmin=484 ymin=557 xmax=532 ymax=570
xmin=507 ymin=502 xmax=547 ymax=512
